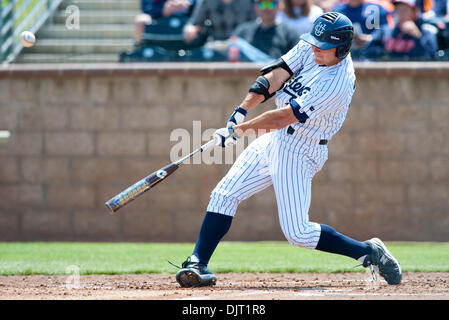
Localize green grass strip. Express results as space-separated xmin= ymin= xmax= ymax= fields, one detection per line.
xmin=0 ymin=241 xmax=448 ymax=275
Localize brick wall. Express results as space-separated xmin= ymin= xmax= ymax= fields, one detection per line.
xmin=0 ymin=63 xmax=448 ymax=242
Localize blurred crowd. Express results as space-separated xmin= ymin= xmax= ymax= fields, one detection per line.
xmin=120 ymin=0 xmax=449 ymax=62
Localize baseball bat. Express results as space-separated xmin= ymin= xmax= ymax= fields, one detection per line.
xmin=105 ymin=138 xmax=216 ymax=213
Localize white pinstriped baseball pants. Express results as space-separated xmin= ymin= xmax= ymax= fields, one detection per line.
xmin=207 ymin=131 xmax=328 ymax=249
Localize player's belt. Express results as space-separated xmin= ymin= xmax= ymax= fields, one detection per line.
xmin=286 ymin=126 xmax=328 ymax=145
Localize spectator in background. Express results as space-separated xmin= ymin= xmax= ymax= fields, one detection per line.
xmin=317 ymin=0 xmax=340 ymax=12
xmin=134 ymin=0 xmax=196 ymax=44
xmin=183 ymin=0 xmax=257 ymax=43
xmin=385 ymin=0 xmax=439 ymax=58
xmin=416 ymin=0 xmax=449 ymax=19
xmin=231 ymin=0 xmax=300 ymax=60
xmin=277 ymin=0 xmax=324 ymax=36
xmin=332 ymin=0 xmax=394 ymax=57
xmin=432 ymin=0 xmax=448 ymax=18
xmin=416 ymin=0 xmax=437 ymax=17
xmin=364 ymin=0 xmax=439 ymax=59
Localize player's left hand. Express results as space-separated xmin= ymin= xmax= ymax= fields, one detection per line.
xmin=213 ymin=127 xmax=240 ymax=148
xmin=226 ymin=106 xmax=247 ymax=128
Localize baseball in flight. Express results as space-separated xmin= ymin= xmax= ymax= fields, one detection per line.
xmin=20 ymin=31 xmax=36 ymax=48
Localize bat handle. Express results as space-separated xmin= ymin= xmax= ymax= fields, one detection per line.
xmin=176 ymin=138 xmax=216 ymax=165
xmin=199 ymin=139 xmax=216 ymax=152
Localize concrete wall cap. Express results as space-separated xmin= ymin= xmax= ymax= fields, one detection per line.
xmin=2 ymin=62 xmax=449 ymax=78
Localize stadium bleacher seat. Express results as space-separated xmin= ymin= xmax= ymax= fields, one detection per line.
xmin=141 ymin=16 xmax=208 ymax=51
xmin=120 ymin=16 xmax=231 ymax=62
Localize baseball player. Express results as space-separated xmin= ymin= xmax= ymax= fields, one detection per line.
xmin=175 ymin=12 xmax=402 ymax=287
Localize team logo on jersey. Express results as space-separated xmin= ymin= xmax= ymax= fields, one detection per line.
xmin=282 ymin=76 xmax=311 ymax=101
xmin=314 ymin=22 xmax=326 ymax=37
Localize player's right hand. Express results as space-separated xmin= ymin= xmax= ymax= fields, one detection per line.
xmin=226 ymin=106 xmax=247 ymax=128
xmin=213 ymin=127 xmax=239 ymax=148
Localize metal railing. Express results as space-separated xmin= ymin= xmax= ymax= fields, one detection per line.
xmin=0 ymin=0 xmax=62 ymax=64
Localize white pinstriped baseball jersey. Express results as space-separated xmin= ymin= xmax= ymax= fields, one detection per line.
xmin=207 ymin=39 xmax=356 ymax=249
xmin=277 ymin=40 xmax=356 ymax=141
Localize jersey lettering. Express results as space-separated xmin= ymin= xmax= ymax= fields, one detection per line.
xmin=282 ymin=76 xmax=311 ymax=101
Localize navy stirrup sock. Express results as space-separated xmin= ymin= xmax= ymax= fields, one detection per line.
xmin=316 ymin=224 xmax=372 ymax=260
xmin=192 ymin=211 xmax=233 ymax=265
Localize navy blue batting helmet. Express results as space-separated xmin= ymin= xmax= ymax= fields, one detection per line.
xmin=301 ymin=12 xmax=354 ymax=60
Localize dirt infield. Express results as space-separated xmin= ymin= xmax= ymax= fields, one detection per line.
xmin=0 ymin=272 xmax=448 ymax=300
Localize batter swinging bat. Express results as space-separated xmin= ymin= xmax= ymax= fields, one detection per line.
xmin=105 ymin=139 xmax=216 ymax=213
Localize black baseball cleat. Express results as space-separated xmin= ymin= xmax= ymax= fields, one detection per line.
xmin=175 ymin=257 xmax=217 ymax=288
xmin=363 ymin=238 xmax=402 ymax=285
